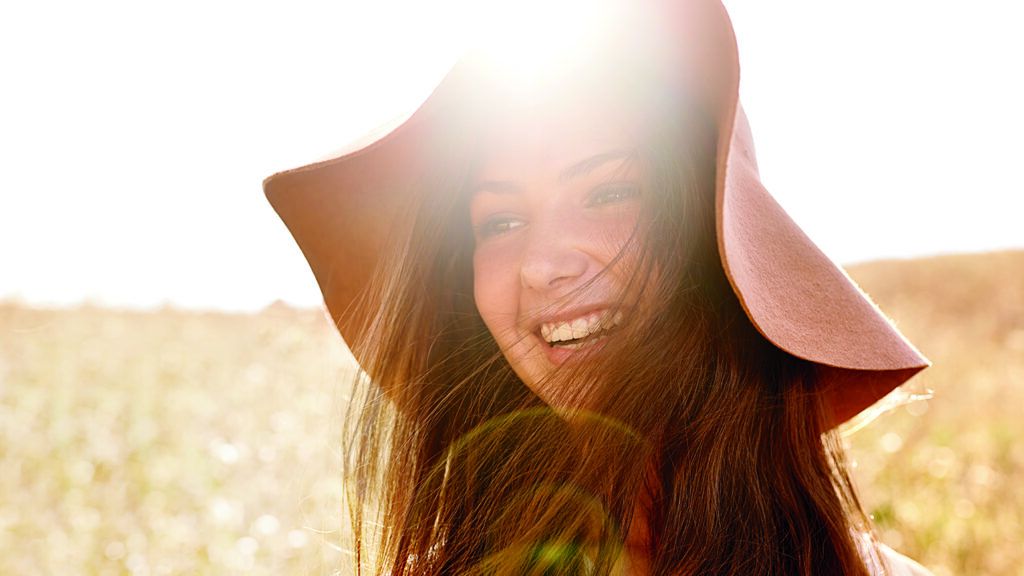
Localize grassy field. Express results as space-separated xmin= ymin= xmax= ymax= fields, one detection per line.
xmin=842 ymin=250 xmax=1024 ymax=575
xmin=1 ymin=249 xmax=1021 ymax=575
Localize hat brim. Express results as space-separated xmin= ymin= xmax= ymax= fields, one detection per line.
xmin=264 ymin=0 xmax=929 ymax=426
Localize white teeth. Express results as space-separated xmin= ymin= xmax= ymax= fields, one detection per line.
xmin=539 ymin=310 xmax=624 ymax=344
xmin=570 ymin=317 xmax=587 ymax=339
xmin=559 ymin=334 xmax=607 ymax=350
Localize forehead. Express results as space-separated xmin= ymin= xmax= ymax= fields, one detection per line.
xmin=474 ymin=90 xmax=655 ymax=179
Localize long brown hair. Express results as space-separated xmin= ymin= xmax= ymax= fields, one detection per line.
xmin=339 ymin=83 xmax=885 ymax=575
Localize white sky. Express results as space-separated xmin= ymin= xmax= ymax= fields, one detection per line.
xmin=1 ymin=0 xmax=1021 ymax=312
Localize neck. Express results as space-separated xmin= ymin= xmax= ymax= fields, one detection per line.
xmin=619 ymin=460 xmax=659 ymax=575
xmin=620 ymin=507 xmax=653 ymax=575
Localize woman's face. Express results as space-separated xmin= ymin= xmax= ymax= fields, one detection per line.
xmin=470 ymin=97 xmax=649 ymax=408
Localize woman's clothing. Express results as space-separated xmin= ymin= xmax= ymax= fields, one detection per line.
xmin=857 ymin=532 xmax=935 ymax=576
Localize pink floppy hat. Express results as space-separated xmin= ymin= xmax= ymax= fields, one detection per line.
xmin=263 ymin=0 xmax=929 ymax=427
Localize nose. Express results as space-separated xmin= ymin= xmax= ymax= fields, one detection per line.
xmin=519 ymin=220 xmax=590 ymax=292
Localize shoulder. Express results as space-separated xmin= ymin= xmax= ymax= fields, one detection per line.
xmin=876 ymin=543 xmax=935 ymax=576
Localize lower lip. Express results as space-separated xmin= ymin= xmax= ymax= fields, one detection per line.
xmin=541 ymin=334 xmax=609 ymax=366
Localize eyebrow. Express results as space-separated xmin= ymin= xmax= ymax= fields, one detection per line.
xmin=471 ymin=148 xmax=636 ymax=196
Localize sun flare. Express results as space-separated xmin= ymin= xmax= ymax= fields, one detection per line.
xmin=461 ymin=0 xmax=626 ymax=93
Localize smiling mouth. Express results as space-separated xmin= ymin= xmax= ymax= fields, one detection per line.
xmin=550 ymin=331 xmax=610 ymax=350
xmin=539 ymin=310 xmax=624 ymax=349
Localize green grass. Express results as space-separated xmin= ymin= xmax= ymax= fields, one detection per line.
xmin=1 ymin=249 xmax=1021 ymax=575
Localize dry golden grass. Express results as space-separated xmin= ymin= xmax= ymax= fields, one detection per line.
xmin=0 ymin=302 xmax=358 ymax=575
xmin=1 ymin=249 xmax=1020 ymax=575
xmin=844 ymin=249 xmax=1024 ymax=576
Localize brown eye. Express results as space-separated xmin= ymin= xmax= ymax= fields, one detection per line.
xmin=586 ymin=184 xmax=640 ymax=207
xmin=476 ymin=215 xmax=525 ymax=239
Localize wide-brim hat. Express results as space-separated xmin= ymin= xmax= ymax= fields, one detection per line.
xmin=263 ymin=0 xmax=929 ymax=427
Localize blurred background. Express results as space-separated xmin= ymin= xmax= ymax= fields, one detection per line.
xmin=1 ymin=0 xmax=1021 ymax=574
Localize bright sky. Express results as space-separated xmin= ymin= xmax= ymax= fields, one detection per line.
xmin=2 ymin=0 xmax=1021 ymax=312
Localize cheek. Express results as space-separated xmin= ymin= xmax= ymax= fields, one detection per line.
xmin=582 ymin=208 xmax=641 ymax=266
xmin=473 ymin=246 xmax=520 ymax=343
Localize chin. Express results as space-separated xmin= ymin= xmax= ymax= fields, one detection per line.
xmin=508 ymin=338 xmax=612 ymax=411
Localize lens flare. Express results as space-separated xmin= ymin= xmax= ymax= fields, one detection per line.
xmin=462 ymin=0 xmax=627 ymax=94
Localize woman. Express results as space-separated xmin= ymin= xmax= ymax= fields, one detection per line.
xmin=264 ymin=0 xmax=934 ymax=573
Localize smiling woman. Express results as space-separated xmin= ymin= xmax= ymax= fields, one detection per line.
xmin=263 ymin=0 xmax=933 ymax=574
xmin=469 ymin=96 xmax=654 ymax=407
